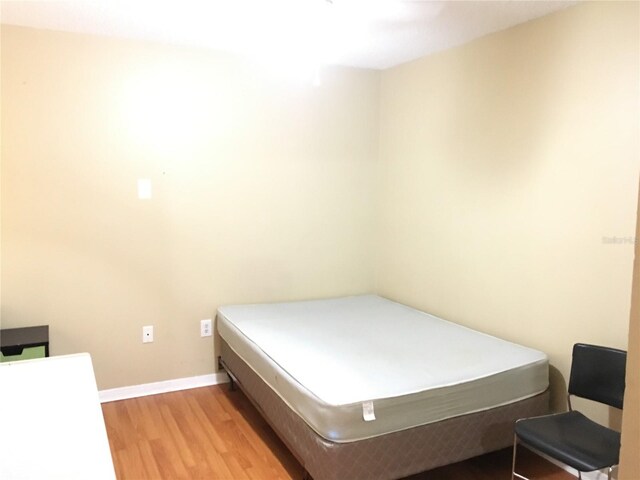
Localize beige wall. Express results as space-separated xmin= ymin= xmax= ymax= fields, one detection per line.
xmin=377 ymin=0 xmax=639 ymax=421
xmin=0 ymin=26 xmax=380 ymax=389
xmin=1 ymin=1 xmax=638 ymax=424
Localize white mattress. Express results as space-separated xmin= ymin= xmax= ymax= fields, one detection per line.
xmin=217 ymin=295 xmax=548 ymax=443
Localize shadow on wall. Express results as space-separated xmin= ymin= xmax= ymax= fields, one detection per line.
xmin=549 ymin=364 xmax=568 ymax=413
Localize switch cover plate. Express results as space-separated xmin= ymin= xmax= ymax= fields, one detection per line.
xmin=142 ymin=325 xmax=154 ymax=343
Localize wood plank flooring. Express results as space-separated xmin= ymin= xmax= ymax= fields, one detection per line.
xmin=102 ymin=385 xmax=575 ymax=480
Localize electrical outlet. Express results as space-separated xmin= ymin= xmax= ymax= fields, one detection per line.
xmin=142 ymin=325 xmax=154 ymax=343
xmin=200 ymin=319 xmax=212 ymax=337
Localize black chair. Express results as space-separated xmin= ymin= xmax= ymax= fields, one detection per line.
xmin=511 ymin=343 xmax=626 ymax=480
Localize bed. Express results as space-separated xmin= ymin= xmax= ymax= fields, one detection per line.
xmin=216 ymin=295 xmax=549 ymax=480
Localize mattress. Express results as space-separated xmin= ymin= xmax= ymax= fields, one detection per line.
xmin=216 ymin=294 xmax=548 ymax=443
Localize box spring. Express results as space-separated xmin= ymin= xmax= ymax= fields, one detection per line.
xmin=220 ymin=340 xmax=549 ymax=480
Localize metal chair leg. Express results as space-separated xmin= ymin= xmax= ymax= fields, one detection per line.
xmin=512 ymin=433 xmax=531 ymax=480
xmin=511 ymin=434 xmax=518 ymax=480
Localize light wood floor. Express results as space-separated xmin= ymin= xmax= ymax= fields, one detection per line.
xmin=102 ymin=385 xmax=575 ymax=480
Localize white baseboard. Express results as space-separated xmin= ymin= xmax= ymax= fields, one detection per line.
xmin=98 ymin=372 xmax=229 ymax=403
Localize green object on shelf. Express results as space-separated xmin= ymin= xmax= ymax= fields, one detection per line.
xmin=0 ymin=345 xmax=46 ymax=362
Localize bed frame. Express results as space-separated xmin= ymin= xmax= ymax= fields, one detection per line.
xmin=219 ymin=339 xmax=549 ymax=480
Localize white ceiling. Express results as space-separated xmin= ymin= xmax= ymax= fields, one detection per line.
xmin=0 ymin=0 xmax=578 ymax=70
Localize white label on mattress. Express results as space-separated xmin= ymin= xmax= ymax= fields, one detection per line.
xmin=362 ymin=401 xmax=376 ymax=422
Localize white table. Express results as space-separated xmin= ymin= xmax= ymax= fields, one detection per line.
xmin=0 ymin=353 xmax=116 ymax=479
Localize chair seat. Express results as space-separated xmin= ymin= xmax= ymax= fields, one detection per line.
xmin=515 ymin=410 xmax=620 ymax=472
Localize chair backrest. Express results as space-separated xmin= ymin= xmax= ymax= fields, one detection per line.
xmin=568 ymin=343 xmax=626 ymax=409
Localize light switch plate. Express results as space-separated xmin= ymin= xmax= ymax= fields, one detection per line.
xmin=142 ymin=325 xmax=154 ymax=343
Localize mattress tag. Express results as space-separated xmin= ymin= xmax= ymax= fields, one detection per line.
xmin=362 ymin=401 xmax=376 ymax=422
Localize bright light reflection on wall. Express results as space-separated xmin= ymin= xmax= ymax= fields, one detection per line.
xmin=119 ymin=69 xmax=214 ymax=153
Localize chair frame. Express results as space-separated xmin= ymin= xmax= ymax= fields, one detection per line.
xmin=511 ymin=343 xmax=625 ymax=480
xmin=511 ymin=399 xmax=616 ymax=480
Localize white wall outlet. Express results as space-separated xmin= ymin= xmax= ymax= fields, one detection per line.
xmin=142 ymin=325 xmax=154 ymax=343
xmin=200 ymin=319 xmax=212 ymax=337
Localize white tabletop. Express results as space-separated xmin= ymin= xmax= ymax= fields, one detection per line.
xmin=0 ymin=353 xmax=116 ymax=480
